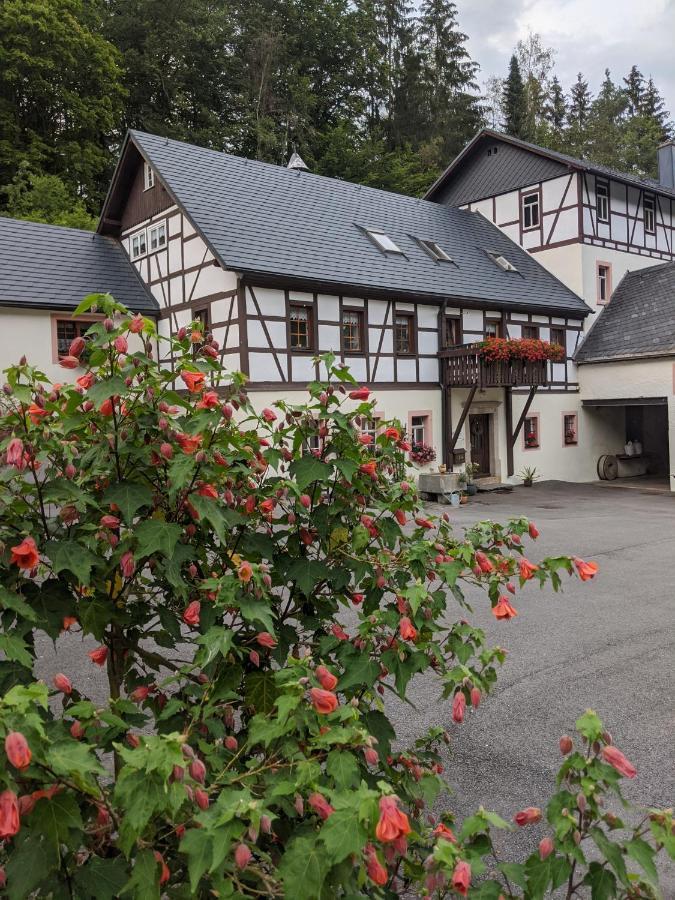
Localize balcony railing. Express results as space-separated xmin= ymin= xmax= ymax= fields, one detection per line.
xmin=439 ymin=345 xmax=549 ymax=388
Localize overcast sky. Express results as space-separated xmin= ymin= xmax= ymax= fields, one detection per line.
xmin=457 ymin=0 xmax=675 ymax=120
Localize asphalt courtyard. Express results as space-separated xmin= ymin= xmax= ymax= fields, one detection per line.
xmin=33 ymin=480 xmax=675 ymax=890
xmin=393 ymin=481 xmax=675 ymax=887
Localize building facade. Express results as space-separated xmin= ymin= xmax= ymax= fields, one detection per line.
xmin=95 ymin=130 xmax=594 ymax=485
xmin=425 ymin=130 xmax=675 ymax=489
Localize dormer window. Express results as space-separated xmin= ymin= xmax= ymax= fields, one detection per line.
xmin=486 ymin=250 xmax=518 ymax=273
xmin=143 ymin=162 xmax=155 ymax=191
xmin=417 ymin=238 xmax=453 ymax=262
xmin=365 ymin=229 xmax=403 ymax=254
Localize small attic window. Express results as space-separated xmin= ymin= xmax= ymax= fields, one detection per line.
xmin=417 ymin=239 xmax=453 ymax=262
xmin=365 ymin=229 xmax=403 ymax=254
xmin=486 ymin=250 xmax=518 ymax=273
xmin=143 ymin=162 xmax=155 ymax=191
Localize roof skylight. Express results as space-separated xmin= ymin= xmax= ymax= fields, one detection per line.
xmin=417 ymin=238 xmax=453 ymax=262
xmin=486 ymin=250 xmax=518 ymax=273
xmin=365 ymin=229 xmax=403 ymax=254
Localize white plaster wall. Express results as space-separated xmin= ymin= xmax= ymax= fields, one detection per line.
xmin=0 ymin=309 xmax=148 ymax=384
xmin=579 ymin=357 xmax=675 ymax=490
xmin=529 ymin=243 xmax=584 ymax=297
xmin=580 ymin=244 xmax=660 ymax=316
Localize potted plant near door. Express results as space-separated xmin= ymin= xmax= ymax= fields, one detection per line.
xmin=464 ymin=462 xmax=480 ymax=495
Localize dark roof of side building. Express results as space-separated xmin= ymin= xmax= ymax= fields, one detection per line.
xmin=575 ymin=261 xmax=675 ymax=363
xmin=100 ymin=130 xmax=590 ymax=317
xmin=425 ymin=128 xmax=675 ymax=204
xmin=0 ymin=217 xmax=158 ymax=314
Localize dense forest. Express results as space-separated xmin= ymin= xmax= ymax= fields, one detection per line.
xmin=0 ymin=0 xmax=672 ymax=229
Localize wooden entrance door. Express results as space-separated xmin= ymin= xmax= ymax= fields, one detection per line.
xmin=469 ymin=414 xmax=491 ymax=476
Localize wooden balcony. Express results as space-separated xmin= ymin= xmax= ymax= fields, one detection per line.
xmin=439 ymin=345 xmax=549 ymax=388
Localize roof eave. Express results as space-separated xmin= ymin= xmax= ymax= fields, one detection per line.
xmin=576 ymin=349 xmax=675 ymax=365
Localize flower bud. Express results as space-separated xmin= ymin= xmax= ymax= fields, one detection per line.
xmin=189 ymin=758 xmax=206 ymax=783
xmin=103 ymin=318 xmax=114 ymax=332
xmin=195 ymin=788 xmax=209 ymax=810
xmin=53 ymin=673 xmax=72 ymax=695
xmin=234 ymin=843 xmax=252 ymax=869
xmin=559 ymin=735 xmax=573 ymax=755
xmin=225 ymin=736 xmax=237 ymax=752
xmin=538 ymin=836 xmax=554 ymax=860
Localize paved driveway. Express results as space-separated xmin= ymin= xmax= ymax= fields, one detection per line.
xmin=394 ymin=481 xmax=675 ymax=885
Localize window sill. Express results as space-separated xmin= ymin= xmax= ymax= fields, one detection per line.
xmin=290 ymin=347 xmax=316 ymax=355
xmin=522 ymin=224 xmax=540 ymax=232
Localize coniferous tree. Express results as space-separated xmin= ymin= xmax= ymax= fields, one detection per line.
xmin=502 ymin=54 xmax=527 ymax=138
xmin=418 ymin=0 xmax=483 ymax=161
xmin=544 ymin=77 xmax=566 ymax=130
xmin=623 ymin=65 xmax=646 ymax=117
xmin=566 ymin=72 xmax=592 ymax=155
xmin=641 ymin=77 xmax=673 ymax=141
xmin=586 ymin=70 xmax=627 ymax=167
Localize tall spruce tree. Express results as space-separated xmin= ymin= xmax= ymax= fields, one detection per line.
xmin=544 ymin=77 xmax=566 ymax=130
xmin=641 ymin=77 xmax=673 ymax=141
xmin=418 ymin=0 xmax=483 ymax=161
xmin=623 ymin=65 xmax=646 ymax=117
xmin=586 ymin=70 xmax=627 ymax=167
xmin=502 ymin=55 xmax=527 ymax=138
xmin=564 ymin=71 xmax=592 ymax=156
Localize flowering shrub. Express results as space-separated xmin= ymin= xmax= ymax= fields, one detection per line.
xmin=478 ymin=337 xmax=566 ymax=363
xmin=409 ymin=442 xmax=437 ymax=464
xmin=0 ymin=293 xmax=671 ymax=897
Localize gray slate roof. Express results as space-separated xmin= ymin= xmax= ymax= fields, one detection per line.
xmin=0 ymin=217 xmax=157 ymax=314
xmin=575 ymin=261 xmax=675 ymax=363
xmin=425 ymin=128 xmax=675 ymax=203
xmin=127 ymin=130 xmax=590 ymax=316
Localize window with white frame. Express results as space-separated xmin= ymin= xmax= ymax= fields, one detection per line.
xmin=410 ymin=415 xmax=427 ymax=447
xmin=143 ymin=162 xmax=155 ymax=190
xmin=357 ymin=414 xmax=381 ymax=443
xmin=417 ymin=238 xmax=453 ymax=262
xmin=596 ymin=181 xmax=609 ymax=223
xmin=522 ymin=192 xmax=540 ymax=230
xmin=486 ymin=250 xmax=518 ymax=272
xmin=148 ymin=222 xmax=167 ymax=251
xmin=597 ymin=264 xmax=611 ymax=303
xmin=131 ymin=230 xmax=147 ymax=259
xmin=644 ymin=195 xmax=655 ymax=234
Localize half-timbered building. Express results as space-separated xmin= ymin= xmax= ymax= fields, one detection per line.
xmin=427 ymin=129 xmax=675 ymax=488
xmin=96 ymin=130 xmax=592 ymax=484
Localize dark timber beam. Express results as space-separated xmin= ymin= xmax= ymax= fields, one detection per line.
xmin=510 ymin=386 xmax=538 ymax=456
xmin=505 ymin=387 xmax=514 ymax=477
xmin=449 ymin=385 xmax=477 ymax=458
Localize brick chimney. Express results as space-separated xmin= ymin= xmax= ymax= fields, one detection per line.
xmin=658 ymin=139 xmax=675 ymax=189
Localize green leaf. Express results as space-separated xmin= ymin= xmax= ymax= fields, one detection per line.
xmin=499 ymin=862 xmax=527 ymax=889
xmin=195 ymin=628 xmax=235 ymax=667
xmin=326 ymin=750 xmax=360 ymax=789
xmin=583 ymin=861 xmax=617 ymax=900
xmin=0 ymin=633 xmax=33 ymax=668
xmin=115 ymin=773 xmax=167 ymax=855
xmin=46 ymin=740 xmax=105 ymax=795
xmin=46 ymin=541 xmax=99 ymax=586
xmin=278 ymin=834 xmax=329 ymax=900
xmin=104 ymin=482 xmax=153 ymax=524
xmin=32 ymin=794 xmax=84 ymax=865
xmin=289 ymin=456 xmax=332 ymax=489
xmin=336 ymin=651 xmax=379 ymax=691
xmin=576 ymin=709 xmax=603 ymax=741
xmin=286 ymin=557 xmax=330 ymax=595
xmin=238 ymin=595 xmax=275 ymax=632
xmin=625 ymin=837 xmax=658 ymax=885
xmin=0 ymin=585 xmax=37 ymax=621
xmin=73 ymin=857 xmax=130 ymax=900
xmin=189 ymin=494 xmax=229 ymax=543
xmin=245 ymin=671 xmax=278 ymax=715
xmin=5 ymin=831 xmax=57 ymax=900
xmin=87 ymin=375 xmax=128 ymax=408
xmin=180 ymin=828 xmax=214 ymax=893
xmin=590 ymin=827 xmax=628 ymax=885
xmin=119 ymin=849 xmax=160 ymax=899
xmin=524 ymin=854 xmax=551 ymax=899
xmin=362 ymin=710 xmax=396 ymax=758
xmin=134 ymin=520 xmax=183 ymax=559
xmin=320 ymin=804 xmax=368 ymax=863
